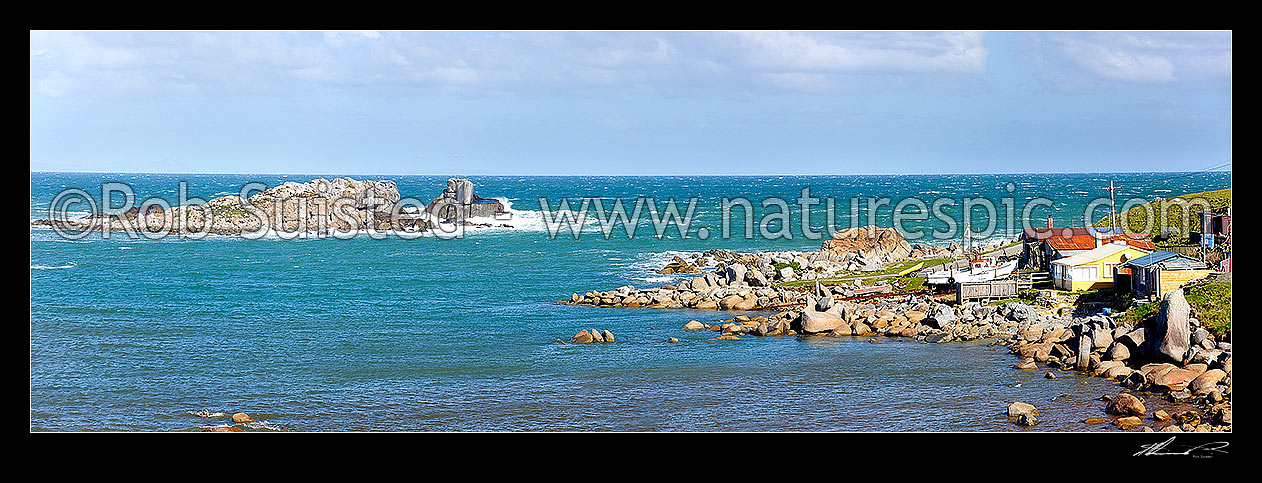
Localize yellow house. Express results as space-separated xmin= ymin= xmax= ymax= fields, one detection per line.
xmin=1050 ymin=242 xmax=1151 ymax=291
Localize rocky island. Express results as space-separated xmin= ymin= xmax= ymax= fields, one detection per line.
xmin=31 ymin=177 xmax=508 ymax=237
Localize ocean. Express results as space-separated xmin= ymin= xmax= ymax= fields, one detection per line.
xmin=29 ymin=172 xmax=1230 ymax=431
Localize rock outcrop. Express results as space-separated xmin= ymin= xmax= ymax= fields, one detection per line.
xmin=425 ymin=178 xmax=505 ymax=221
xmin=820 ymin=225 xmax=913 ymax=265
xmin=32 ymin=177 xmax=425 ymax=236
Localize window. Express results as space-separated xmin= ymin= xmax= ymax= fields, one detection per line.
xmin=1072 ymin=266 xmax=1098 ymax=281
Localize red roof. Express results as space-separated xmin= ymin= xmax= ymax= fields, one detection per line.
xmin=1023 ymin=227 xmax=1095 ymax=240
xmin=1105 ymin=234 xmax=1157 ymax=250
xmin=1045 ymin=235 xmax=1098 ymax=251
xmin=1027 ymin=227 xmax=1157 ymax=251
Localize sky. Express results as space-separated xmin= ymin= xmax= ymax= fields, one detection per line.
xmin=29 ymin=30 xmax=1232 ymax=175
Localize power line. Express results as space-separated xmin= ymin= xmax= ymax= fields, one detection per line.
xmin=1152 ymin=160 xmax=1232 ymax=183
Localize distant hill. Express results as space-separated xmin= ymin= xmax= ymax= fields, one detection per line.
xmin=1092 ymin=188 xmax=1231 ymax=247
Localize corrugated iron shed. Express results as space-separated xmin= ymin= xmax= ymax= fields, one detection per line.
xmin=1046 ymin=235 xmax=1098 ymax=251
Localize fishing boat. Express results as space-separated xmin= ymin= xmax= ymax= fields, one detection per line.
xmin=926 ymin=256 xmax=1018 ymax=286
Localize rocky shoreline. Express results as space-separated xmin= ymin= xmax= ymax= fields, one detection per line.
xmin=559 ymin=238 xmax=1231 ymax=432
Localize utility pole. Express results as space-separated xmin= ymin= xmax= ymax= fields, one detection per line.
xmin=1105 ymin=180 xmax=1119 ymax=235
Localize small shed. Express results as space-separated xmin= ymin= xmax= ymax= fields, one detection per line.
xmin=1050 ymin=242 xmax=1152 ymax=291
xmin=1119 ymin=250 xmax=1212 ymax=298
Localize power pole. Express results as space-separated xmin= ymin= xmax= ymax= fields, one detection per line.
xmin=1105 ymin=180 xmax=1119 ymax=235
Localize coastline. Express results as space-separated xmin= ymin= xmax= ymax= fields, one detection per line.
xmin=557 ymin=243 xmax=1231 ymax=432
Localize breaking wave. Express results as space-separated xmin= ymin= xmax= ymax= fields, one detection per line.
xmin=31 ymin=262 xmax=76 ymax=270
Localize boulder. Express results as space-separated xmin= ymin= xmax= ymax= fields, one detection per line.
xmin=203 ymin=425 xmax=245 ymax=432
xmin=231 ymin=413 xmax=255 ymax=423
xmin=725 ymin=264 xmax=748 ymax=285
xmin=1019 ymin=322 xmax=1045 ymax=342
xmin=691 ymin=277 xmax=710 ymax=291
xmin=682 ymin=320 xmax=706 ymax=330
xmin=1091 ymin=328 xmax=1114 ymax=352
xmin=851 ymin=322 xmax=873 ymax=337
xmin=799 ymin=310 xmax=847 ymax=334
xmin=747 ymin=269 xmax=768 ymax=287
xmin=1153 ymin=289 xmax=1193 ymax=363
xmin=1103 ymin=364 xmax=1134 ymax=380
xmin=1106 ymin=342 xmax=1131 ymax=361
xmin=1008 ymin=402 xmax=1040 ymax=420
xmin=733 ymin=296 xmax=758 ymax=311
xmin=589 ymin=329 xmax=605 ymax=343
xmin=1118 ymin=327 xmax=1147 ymax=350
xmin=1000 ymin=302 xmax=1036 ymax=322
xmin=719 ymin=294 xmax=745 ymax=310
xmin=571 ymin=330 xmax=594 ymax=344
xmin=1189 ymin=369 xmax=1226 ymax=396
xmin=1140 ymin=363 xmax=1179 ymax=380
xmin=1092 ymin=360 xmax=1124 ymax=377
xmin=601 ymin=330 xmax=615 ymax=342
xmin=657 ymin=256 xmax=700 ymax=274
xmin=1076 ymin=334 xmax=1092 ymax=370
xmin=830 ymin=323 xmax=853 ymax=336
xmin=924 ymin=305 xmax=956 ymax=330
xmin=1105 ymin=393 xmax=1146 ymax=417
xmin=1152 ymin=368 xmax=1198 ymax=392
xmin=1114 ymin=416 xmax=1143 ymax=430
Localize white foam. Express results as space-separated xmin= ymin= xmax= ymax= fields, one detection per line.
xmin=31 ymin=262 xmax=76 ymax=270
xmin=460 ymin=196 xmax=602 ymax=235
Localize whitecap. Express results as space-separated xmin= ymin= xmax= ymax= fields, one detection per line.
xmin=31 ymin=262 xmax=76 ymax=270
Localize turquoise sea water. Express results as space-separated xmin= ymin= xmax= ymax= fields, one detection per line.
xmin=29 ymin=172 xmax=1230 ymax=431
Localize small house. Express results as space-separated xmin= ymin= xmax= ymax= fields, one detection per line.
xmin=1119 ymin=250 xmax=1212 ymax=298
xmin=1022 ymin=224 xmax=1156 ymax=271
xmin=1050 ymin=242 xmax=1152 ymax=291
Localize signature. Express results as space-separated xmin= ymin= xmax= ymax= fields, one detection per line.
xmin=1134 ymin=436 xmax=1229 ymax=457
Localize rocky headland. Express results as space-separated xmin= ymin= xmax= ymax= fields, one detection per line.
xmin=559 ymin=226 xmax=1231 ymax=432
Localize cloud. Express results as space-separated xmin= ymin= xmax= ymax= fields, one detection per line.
xmin=729 ymin=30 xmax=988 ymax=74
xmin=29 ymin=30 xmax=993 ymax=98
xmin=1028 ymin=31 xmax=1231 ymax=91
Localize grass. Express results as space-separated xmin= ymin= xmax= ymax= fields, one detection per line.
xmin=987 ymin=297 xmax=1023 ymax=306
xmin=772 ymin=261 xmax=801 ymax=271
xmin=773 ymin=257 xmax=953 ymax=288
xmin=1184 ymin=282 xmax=1231 ymax=339
xmin=1093 ymin=188 xmax=1231 ymax=247
xmin=1113 ymin=282 xmax=1230 ymax=339
xmin=1118 ymin=300 xmax=1161 ymax=325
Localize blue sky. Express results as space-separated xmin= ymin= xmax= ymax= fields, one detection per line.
xmin=29 ymin=30 xmax=1231 ymax=175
